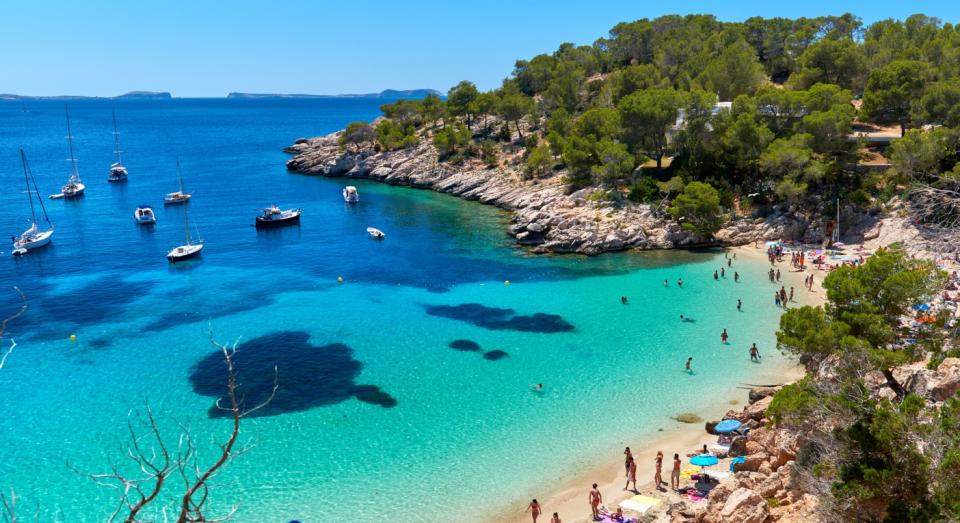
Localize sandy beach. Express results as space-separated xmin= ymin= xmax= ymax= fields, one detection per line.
xmin=499 ymin=245 xmax=820 ymax=523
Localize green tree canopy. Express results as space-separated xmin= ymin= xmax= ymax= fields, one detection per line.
xmin=618 ymin=88 xmax=684 ymax=168
xmin=696 ymin=39 xmax=766 ymax=100
xmin=668 ymin=181 xmax=726 ymax=236
xmin=789 ymin=38 xmax=867 ymax=90
xmin=447 ymin=81 xmax=480 ymax=124
xmin=913 ymin=79 xmax=960 ymax=128
xmin=861 ymin=59 xmax=933 ymax=135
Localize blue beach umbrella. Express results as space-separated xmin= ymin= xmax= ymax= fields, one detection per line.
xmin=689 ymin=454 xmax=719 ymax=468
xmin=714 ymin=419 xmax=742 ymax=434
xmin=912 ymin=303 xmax=931 ymax=311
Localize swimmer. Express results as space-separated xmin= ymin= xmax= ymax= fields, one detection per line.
xmin=680 ymin=314 xmax=694 ymax=322
xmin=677 ymin=277 xmax=683 ymax=287
xmin=721 ymin=267 xmax=725 ymax=278
xmin=532 ymin=383 xmax=544 ymax=392
xmin=620 ymin=296 xmax=628 ymax=305
xmin=713 ymin=270 xmax=719 ymax=281
xmin=737 ymin=298 xmax=742 ymax=311
xmin=664 ymin=279 xmax=669 ymax=287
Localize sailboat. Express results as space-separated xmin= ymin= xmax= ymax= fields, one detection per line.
xmin=53 ymin=106 xmax=85 ymax=199
xmin=167 ymin=208 xmax=203 ymax=262
xmin=163 ymin=159 xmax=192 ymax=204
xmin=107 ymin=110 xmax=128 ymax=182
xmin=12 ymin=149 xmax=54 ymax=255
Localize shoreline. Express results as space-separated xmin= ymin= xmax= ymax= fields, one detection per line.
xmin=495 ymin=245 xmax=817 ymax=523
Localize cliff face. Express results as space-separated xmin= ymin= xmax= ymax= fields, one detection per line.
xmin=285 ymin=131 xmax=827 ymax=255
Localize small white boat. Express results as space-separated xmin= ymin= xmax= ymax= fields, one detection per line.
xmin=107 ymin=111 xmax=128 ymax=182
xmin=343 ymin=186 xmax=359 ymax=203
xmin=13 ymin=149 xmax=55 ymax=255
xmin=59 ymin=106 xmax=85 ymax=199
xmin=164 ymin=159 xmax=192 ymax=204
xmin=167 ymin=208 xmax=203 ymax=263
xmin=367 ymin=227 xmax=385 ymax=239
xmin=134 ymin=205 xmax=156 ymax=224
xmin=255 ymin=206 xmax=301 ymax=228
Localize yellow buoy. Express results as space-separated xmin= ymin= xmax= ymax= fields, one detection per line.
xmin=337 ymin=276 xmax=344 ymax=284
xmin=504 ymin=280 xmax=510 ymax=286
xmin=69 ymin=334 xmax=77 ymax=342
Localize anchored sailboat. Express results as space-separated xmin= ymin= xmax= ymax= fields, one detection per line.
xmin=13 ymin=149 xmax=54 ymax=255
xmin=163 ymin=158 xmax=192 ymax=204
xmin=108 ymin=110 xmax=128 ymax=182
xmin=53 ymin=106 xmax=85 ymax=199
xmin=167 ymin=208 xmax=203 ymax=262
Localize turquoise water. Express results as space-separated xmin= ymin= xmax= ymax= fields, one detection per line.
xmin=0 ymin=100 xmax=793 ymax=521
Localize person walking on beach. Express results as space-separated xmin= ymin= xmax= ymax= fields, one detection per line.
xmin=685 ymin=357 xmax=693 ymax=372
xmin=671 ymin=453 xmax=681 ymax=490
xmin=776 ymin=268 xmax=781 ymax=282
xmin=721 ymin=329 xmax=728 ymax=344
xmin=750 ymin=343 xmax=761 ymax=362
xmin=624 ymin=456 xmax=637 ymax=491
xmin=527 ymin=499 xmax=542 ymax=522
xmin=550 ymin=513 xmax=561 ymax=523
xmin=789 ymin=287 xmax=794 ymax=302
xmin=589 ymin=484 xmax=602 ymax=521
xmin=623 ymin=447 xmax=632 ymax=476
xmin=737 ymin=298 xmax=742 ymax=311
xmin=768 ymin=268 xmax=775 ymax=282
xmin=654 ymin=451 xmax=664 ymax=491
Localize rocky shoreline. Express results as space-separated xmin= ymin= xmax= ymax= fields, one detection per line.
xmin=284 ymin=130 xmax=842 ymax=256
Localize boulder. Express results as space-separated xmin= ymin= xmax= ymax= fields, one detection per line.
xmin=931 ymin=357 xmax=960 ymax=401
xmin=748 ymin=386 xmax=780 ymax=403
xmin=728 ymin=436 xmax=749 ymax=457
xmin=720 ymin=488 xmax=769 ymax=523
xmin=743 ymin=396 xmax=773 ymax=421
xmin=736 ymin=452 xmax=771 ymax=472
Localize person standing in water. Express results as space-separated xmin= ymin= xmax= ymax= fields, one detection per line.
xmin=750 ymin=343 xmax=761 ymax=362
xmin=664 ymin=279 xmax=669 ymax=287
xmin=714 ymin=270 xmax=719 ymax=281
xmin=671 ymin=453 xmax=682 ymax=490
xmin=589 ymin=484 xmax=602 ymax=521
xmin=620 ymin=296 xmax=628 ymax=304
xmin=527 ymin=499 xmax=542 ymax=522
xmin=624 ymin=456 xmax=637 ymax=491
xmin=685 ymin=357 xmax=693 ymax=372
xmin=677 ymin=277 xmax=684 ymax=287
xmin=734 ymin=271 xmax=739 ymax=282
xmin=721 ymin=329 xmax=728 ymax=344
xmin=737 ymin=298 xmax=742 ymax=311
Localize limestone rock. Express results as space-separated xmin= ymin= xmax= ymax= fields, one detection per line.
xmin=719 ymin=488 xmax=769 ymax=523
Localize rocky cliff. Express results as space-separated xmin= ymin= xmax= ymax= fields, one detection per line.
xmin=285 ymin=130 xmax=834 ymax=256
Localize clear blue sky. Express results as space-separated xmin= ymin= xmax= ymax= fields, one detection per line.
xmin=2 ymin=1 xmax=958 ymax=97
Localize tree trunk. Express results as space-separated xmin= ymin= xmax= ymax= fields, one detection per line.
xmin=900 ymin=122 xmax=906 ymax=137
xmin=515 ymin=120 xmax=524 ymax=140
xmin=656 ymin=154 xmax=662 ymax=169
xmin=882 ymin=368 xmax=906 ymax=399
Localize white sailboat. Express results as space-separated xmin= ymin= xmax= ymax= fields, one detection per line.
xmin=167 ymin=208 xmax=203 ymax=262
xmin=163 ymin=159 xmax=192 ymax=204
xmin=54 ymin=106 xmax=85 ymax=199
xmin=107 ymin=110 xmax=128 ymax=182
xmin=13 ymin=149 xmax=54 ymax=255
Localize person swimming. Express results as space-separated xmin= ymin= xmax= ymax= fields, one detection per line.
xmin=713 ymin=270 xmax=719 ymax=280
xmin=532 ymin=383 xmax=544 ymax=392
xmin=677 ymin=277 xmax=683 ymax=287
xmin=620 ymin=296 xmax=628 ymax=304
xmin=737 ymin=298 xmax=742 ymax=311
xmin=680 ymin=314 xmax=695 ymax=322
xmin=664 ymin=279 xmax=669 ymax=287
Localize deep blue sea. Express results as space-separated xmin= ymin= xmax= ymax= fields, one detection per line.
xmin=0 ymin=98 xmax=796 ymax=522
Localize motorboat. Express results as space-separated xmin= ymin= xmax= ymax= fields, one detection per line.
xmin=255 ymin=206 xmax=301 ymax=228
xmin=343 ymin=186 xmax=359 ymax=203
xmin=13 ymin=149 xmax=54 ymax=254
xmin=134 ymin=205 xmax=156 ymax=224
xmin=367 ymin=227 xmax=385 ymax=239
xmin=107 ymin=110 xmax=128 ymax=182
xmin=58 ymin=106 xmax=85 ymax=198
xmin=167 ymin=208 xmax=203 ymax=262
xmin=164 ymin=159 xmax=192 ymax=204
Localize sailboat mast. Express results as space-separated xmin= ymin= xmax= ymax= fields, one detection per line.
xmin=65 ymin=105 xmax=80 ymax=179
xmin=177 ymin=158 xmax=184 ymax=193
xmin=184 ymin=208 xmax=191 ymax=246
xmin=20 ymin=149 xmax=38 ymax=224
xmin=112 ymin=110 xmax=123 ymax=164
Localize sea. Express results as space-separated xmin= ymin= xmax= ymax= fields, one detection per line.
xmin=0 ymin=98 xmax=794 ymax=522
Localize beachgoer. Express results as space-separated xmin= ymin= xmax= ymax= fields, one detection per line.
xmin=685 ymin=357 xmax=693 ymax=371
xmin=550 ymin=513 xmax=561 ymax=523
xmin=737 ymin=298 xmax=742 ymax=311
xmin=789 ymin=287 xmax=794 ymax=302
xmin=671 ymin=453 xmax=681 ymax=490
xmin=611 ymin=508 xmax=625 ymax=522
xmin=664 ymin=279 xmax=669 ymax=287
xmin=532 ymin=384 xmax=544 ymax=393
xmin=734 ymin=253 xmax=737 ymax=260
xmin=623 ymin=447 xmax=632 ymax=476
xmin=775 ymin=293 xmax=781 ymax=307
xmin=750 ymin=343 xmax=761 ymax=362
xmin=678 ymin=277 xmax=684 ymax=287
xmin=620 ymin=296 xmax=628 ymax=305
xmin=776 ymin=269 xmax=781 ymax=281
xmin=714 ymin=270 xmax=719 ymax=281
xmin=734 ymin=271 xmax=739 ymax=282
xmin=721 ymin=329 xmax=728 ymax=344
xmin=589 ymin=484 xmax=602 ymax=521
xmin=721 ymin=267 xmax=725 ymax=278
xmin=727 ymin=258 xmax=732 ymax=267
xmin=768 ymin=268 xmax=775 ymax=282
xmin=528 ymin=499 xmax=541 ymax=523
xmin=624 ymin=456 xmax=637 ymax=491
xmin=654 ymin=451 xmax=664 ymax=490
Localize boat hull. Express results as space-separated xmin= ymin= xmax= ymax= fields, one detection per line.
xmin=163 ymin=194 xmax=191 ymax=205
xmin=255 ymin=214 xmax=301 ymax=228
xmin=13 ymin=229 xmax=53 ymax=253
xmin=134 ymin=208 xmax=156 ymax=224
xmin=167 ymin=244 xmax=203 ymax=262
xmin=61 ymin=184 xmax=85 ymax=198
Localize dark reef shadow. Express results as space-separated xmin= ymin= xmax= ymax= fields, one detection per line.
xmin=424 ymin=303 xmax=574 ymax=333
xmin=482 ymin=349 xmax=509 ymax=361
xmin=449 ymin=339 xmax=481 ymax=352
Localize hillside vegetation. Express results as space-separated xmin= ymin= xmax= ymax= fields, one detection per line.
xmin=339 ymin=13 xmax=960 ymax=237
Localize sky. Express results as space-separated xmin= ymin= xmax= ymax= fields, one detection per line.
xmin=1 ymin=1 xmax=959 ymax=97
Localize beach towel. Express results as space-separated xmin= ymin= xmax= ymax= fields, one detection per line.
xmin=679 ymin=465 xmax=699 ymax=479
xmin=619 ymin=494 xmax=661 ymax=515
xmin=597 ymin=515 xmax=638 ymax=523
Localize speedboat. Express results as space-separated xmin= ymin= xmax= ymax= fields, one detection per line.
xmin=167 ymin=208 xmax=203 ymax=263
xmin=13 ymin=149 xmax=54 ymax=255
xmin=107 ymin=111 xmax=128 ymax=182
xmin=255 ymin=206 xmax=301 ymax=228
xmin=367 ymin=227 xmax=385 ymax=239
xmin=164 ymin=159 xmax=192 ymax=204
xmin=134 ymin=205 xmax=156 ymax=224
xmin=343 ymin=186 xmax=359 ymax=203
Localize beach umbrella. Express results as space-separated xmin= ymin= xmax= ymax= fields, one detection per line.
xmin=714 ymin=419 xmax=742 ymax=433
xmin=689 ymin=454 xmax=719 ymax=468
xmin=912 ymin=303 xmax=931 ymax=311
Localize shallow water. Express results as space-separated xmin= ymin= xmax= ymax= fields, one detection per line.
xmin=0 ymin=99 xmax=794 ymax=521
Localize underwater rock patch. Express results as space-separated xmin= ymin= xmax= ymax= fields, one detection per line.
xmin=188 ymin=331 xmax=394 ymax=417
xmin=449 ymin=339 xmax=481 ymax=352
xmin=424 ymin=303 xmax=574 ymax=333
xmin=482 ymin=349 xmax=509 ymax=361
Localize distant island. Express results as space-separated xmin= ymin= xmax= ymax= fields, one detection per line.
xmin=226 ymin=89 xmax=442 ymax=99
xmin=0 ymin=91 xmax=172 ymax=101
